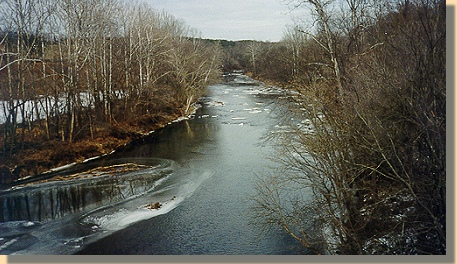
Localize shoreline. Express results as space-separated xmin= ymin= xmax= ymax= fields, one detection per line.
xmin=0 ymin=104 xmax=201 ymax=190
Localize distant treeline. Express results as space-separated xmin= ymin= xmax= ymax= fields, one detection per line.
xmin=0 ymin=0 xmax=446 ymax=254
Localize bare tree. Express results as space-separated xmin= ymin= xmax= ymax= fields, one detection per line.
xmin=283 ymin=26 xmax=307 ymax=79
xmin=0 ymin=0 xmax=222 ymax=181
xmin=246 ymin=41 xmax=261 ymax=75
xmin=167 ymin=34 xmax=221 ymax=115
xmin=255 ymin=0 xmax=445 ymax=255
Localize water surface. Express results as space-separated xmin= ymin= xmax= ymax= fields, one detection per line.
xmin=0 ymin=75 xmax=307 ymax=255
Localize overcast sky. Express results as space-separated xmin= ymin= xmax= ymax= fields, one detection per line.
xmin=142 ymin=0 xmax=303 ymax=42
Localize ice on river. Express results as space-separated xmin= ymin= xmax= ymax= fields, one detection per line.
xmin=80 ymin=168 xmax=214 ymax=234
xmin=1 ymin=74 xmax=299 ymax=255
xmin=1 ymin=168 xmax=214 ymax=255
xmin=82 ymin=197 xmax=182 ymax=231
xmin=0 ymin=221 xmax=41 ymax=254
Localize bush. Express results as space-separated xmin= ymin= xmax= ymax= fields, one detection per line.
xmin=254 ymin=0 xmax=445 ymax=254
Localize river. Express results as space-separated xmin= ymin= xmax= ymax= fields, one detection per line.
xmin=0 ymin=74 xmax=308 ymax=255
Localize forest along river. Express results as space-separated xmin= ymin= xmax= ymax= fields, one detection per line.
xmin=0 ymin=74 xmax=308 ymax=254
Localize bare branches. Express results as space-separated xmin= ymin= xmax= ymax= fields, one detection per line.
xmin=0 ymin=58 xmax=42 ymax=72
xmin=0 ymin=0 xmax=222 ymax=175
xmin=254 ymin=0 xmax=445 ymax=255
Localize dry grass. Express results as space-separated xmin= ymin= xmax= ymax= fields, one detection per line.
xmin=0 ymin=111 xmax=182 ymax=182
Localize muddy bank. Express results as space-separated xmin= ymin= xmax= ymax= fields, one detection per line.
xmin=0 ymin=110 xmax=188 ymax=188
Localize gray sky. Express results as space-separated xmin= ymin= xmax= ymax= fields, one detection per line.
xmin=142 ymin=0 xmax=301 ymax=41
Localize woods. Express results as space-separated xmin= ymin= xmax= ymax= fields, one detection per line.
xmin=0 ymin=0 xmax=221 ymax=180
xmin=0 ymin=0 xmax=446 ymax=255
xmin=249 ymin=0 xmax=446 ymax=255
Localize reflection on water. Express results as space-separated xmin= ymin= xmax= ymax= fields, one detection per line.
xmin=0 ymin=74 xmax=308 ymax=255
xmin=113 ymin=119 xmax=219 ymax=162
xmin=0 ymin=158 xmax=174 ymax=222
xmin=0 ymin=112 xmax=218 ymax=224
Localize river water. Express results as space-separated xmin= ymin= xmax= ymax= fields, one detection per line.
xmin=0 ymin=74 xmax=307 ymax=255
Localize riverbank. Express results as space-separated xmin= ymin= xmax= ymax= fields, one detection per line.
xmin=0 ymin=107 xmax=194 ymax=186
